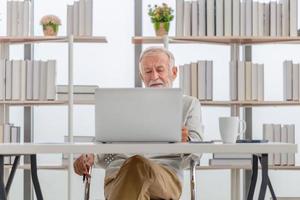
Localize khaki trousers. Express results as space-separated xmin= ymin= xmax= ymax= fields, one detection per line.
xmin=104 ymin=155 xmax=182 ymax=200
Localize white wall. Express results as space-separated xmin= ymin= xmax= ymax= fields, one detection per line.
xmin=0 ymin=0 xmax=299 ymax=199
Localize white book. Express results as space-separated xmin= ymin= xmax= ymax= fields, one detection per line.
xmin=5 ymin=60 xmax=12 ymax=100
xmin=224 ymin=0 xmax=232 ymax=36
xmin=274 ymin=124 xmax=281 ymax=165
xmin=206 ymin=0 xmax=215 ymax=36
xmin=20 ymin=60 xmax=26 ymax=101
xmin=184 ymin=1 xmax=191 ymax=36
xmin=257 ymin=64 xmax=264 ymax=101
xmin=216 ymin=0 xmax=224 ymax=36
xmin=270 ymin=1 xmax=277 ymax=36
xmin=0 ymin=125 xmax=3 ymax=143
xmin=184 ymin=64 xmax=191 ymax=96
xmin=281 ymin=0 xmax=290 ymax=36
xmin=46 ymin=60 xmax=56 ymax=100
xmin=251 ymin=63 xmax=258 ymax=100
xmin=85 ymin=0 xmax=93 ymax=36
xmin=0 ymin=60 xmax=5 ymax=100
xmin=7 ymin=1 xmax=12 ymax=36
xmin=67 ymin=5 xmax=74 ymax=35
xmin=17 ymin=1 xmax=24 ymax=36
xmin=299 ymin=63 xmax=300 ymax=100
xmin=12 ymin=60 xmax=21 ymax=100
xmin=206 ymin=61 xmax=213 ymax=100
xmin=238 ymin=61 xmax=245 ymax=101
xmin=191 ymin=1 xmax=198 ymax=36
xmin=245 ymin=62 xmax=252 ymax=101
xmin=191 ymin=62 xmax=198 ymax=98
xmin=276 ymin=3 xmax=282 ymax=36
xmin=179 ymin=65 xmax=184 ymax=90
xmin=73 ymin=1 xmax=80 ymax=36
xmin=232 ymin=0 xmax=240 ymax=36
xmin=245 ymin=0 xmax=252 ymax=36
xmin=79 ymin=0 xmax=85 ymax=36
xmin=281 ymin=125 xmax=288 ymax=166
xmin=287 ymin=124 xmax=295 ymax=165
xmin=176 ymin=0 xmax=184 ymax=36
xmin=33 ymin=60 xmax=40 ymax=100
xmin=264 ymin=3 xmax=270 ymax=36
xmin=230 ymin=61 xmax=238 ymax=100
xmin=198 ymin=0 xmax=206 ymax=36
xmin=240 ymin=1 xmax=246 ymax=36
xmin=283 ymin=60 xmax=293 ymax=100
xmin=252 ymin=1 xmax=258 ymax=36
xmin=263 ymin=124 xmax=274 ymax=165
xmin=11 ymin=1 xmax=18 ymax=36
xmin=23 ymin=1 xmax=30 ymax=36
xmin=26 ymin=60 xmax=33 ymax=100
xmin=197 ymin=61 xmax=206 ymax=100
xmin=292 ymin=64 xmax=299 ymax=100
xmin=289 ymin=0 xmax=298 ymax=36
xmin=209 ymin=159 xmax=252 ymax=166
xmin=258 ymin=3 xmax=264 ymax=36
xmin=39 ymin=61 xmax=47 ymax=100
xmin=4 ymin=124 xmax=11 ymax=164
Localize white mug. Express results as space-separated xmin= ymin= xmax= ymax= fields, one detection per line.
xmin=219 ymin=117 xmax=246 ymax=144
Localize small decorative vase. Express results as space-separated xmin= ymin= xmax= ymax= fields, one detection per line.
xmin=42 ymin=24 xmax=59 ymax=36
xmin=154 ymin=22 xmax=170 ymax=36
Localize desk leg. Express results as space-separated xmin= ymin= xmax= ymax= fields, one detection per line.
xmin=247 ymin=155 xmax=258 ymax=200
xmin=190 ymin=160 xmax=197 ymax=200
xmin=5 ymin=155 xmax=20 ymax=195
xmin=0 ymin=155 xmax=7 ymax=200
xmin=30 ymin=155 xmax=43 ymax=200
xmin=258 ymin=155 xmax=277 ymax=200
xmin=258 ymin=154 xmax=268 ymax=200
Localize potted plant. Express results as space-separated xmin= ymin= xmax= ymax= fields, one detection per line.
xmin=40 ymin=15 xmax=61 ymax=36
xmin=148 ymin=3 xmax=174 ymax=36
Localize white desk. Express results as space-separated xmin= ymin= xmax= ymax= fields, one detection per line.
xmin=0 ymin=142 xmax=297 ymax=200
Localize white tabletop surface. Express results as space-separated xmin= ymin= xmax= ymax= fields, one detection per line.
xmin=0 ymin=142 xmax=297 ymax=155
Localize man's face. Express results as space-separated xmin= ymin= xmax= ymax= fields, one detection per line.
xmin=140 ymin=52 xmax=177 ymax=88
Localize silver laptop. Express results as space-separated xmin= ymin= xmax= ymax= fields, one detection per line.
xmin=95 ymin=88 xmax=182 ymax=142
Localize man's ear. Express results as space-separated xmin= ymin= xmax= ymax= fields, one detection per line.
xmin=171 ymin=66 xmax=178 ymax=80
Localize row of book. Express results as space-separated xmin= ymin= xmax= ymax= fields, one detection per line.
xmin=67 ymin=0 xmax=93 ymax=36
xmin=230 ymin=61 xmax=264 ymax=101
xmin=6 ymin=1 xmax=31 ymax=36
xmin=263 ymin=124 xmax=295 ymax=166
xmin=0 ymin=60 xmax=56 ymax=101
xmin=283 ymin=60 xmax=300 ymax=101
xmin=0 ymin=123 xmax=21 ymax=165
xmin=175 ymin=0 xmax=298 ymax=37
xmin=179 ymin=61 xmax=213 ymax=100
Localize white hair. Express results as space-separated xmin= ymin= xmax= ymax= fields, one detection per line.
xmin=139 ymin=47 xmax=175 ymax=73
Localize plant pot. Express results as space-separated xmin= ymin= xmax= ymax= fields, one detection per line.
xmin=154 ymin=22 xmax=170 ymax=36
xmin=42 ymin=24 xmax=59 ymax=36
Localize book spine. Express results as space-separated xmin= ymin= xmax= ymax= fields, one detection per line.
xmin=276 ymin=3 xmax=282 ymax=36
xmin=232 ymin=0 xmax=240 ymax=36
xmin=198 ymin=0 xmax=206 ymax=36
xmin=206 ymin=61 xmax=213 ymax=100
xmin=263 ymin=124 xmax=274 ymax=165
xmin=5 ymin=60 xmax=12 ymax=100
xmin=216 ymin=0 xmax=224 ymax=36
xmin=67 ymin=5 xmax=74 ymax=35
xmin=289 ymin=0 xmax=298 ymax=36
xmin=230 ymin=61 xmax=237 ymax=100
xmin=224 ymin=0 xmax=232 ymax=36
xmin=198 ymin=61 xmax=206 ymax=100
xmin=270 ymin=1 xmax=277 ymax=36
xmin=245 ymin=0 xmax=252 ymax=36
xmin=206 ymin=0 xmax=215 ymax=36
xmin=85 ymin=0 xmax=93 ymax=36
xmin=252 ymin=1 xmax=258 ymax=36
xmin=191 ymin=1 xmax=199 ymax=36
xmin=176 ymin=0 xmax=184 ymax=36
xmin=238 ymin=61 xmax=245 ymax=101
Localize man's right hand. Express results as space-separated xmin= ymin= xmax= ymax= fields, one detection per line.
xmin=73 ymin=154 xmax=94 ymax=176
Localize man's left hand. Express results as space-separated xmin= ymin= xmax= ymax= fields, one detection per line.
xmin=182 ymin=127 xmax=189 ymax=142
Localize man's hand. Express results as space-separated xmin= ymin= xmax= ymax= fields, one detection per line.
xmin=73 ymin=154 xmax=94 ymax=176
xmin=182 ymin=127 xmax=189 ymax=142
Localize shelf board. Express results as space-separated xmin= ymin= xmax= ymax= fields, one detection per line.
xmin=0 ymin=100 xmax=95 ymax=106
xmin=200 ymin=100 xmax=300 ymax=107
xmin=5 ymin=163 xmax=300 ymax=171
xmin=197 ymin=165 xmax=300 ymax=170
xmin=0 ymin=36 xmax=107 ymax=44
xmin=132 ymin=36 xmax=300 ymax=45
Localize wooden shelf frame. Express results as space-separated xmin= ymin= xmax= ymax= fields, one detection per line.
xmin=132 ymin=36 xmax=300 ymax=45
xmin=200 ymin=100 xmax=300 ymax=107
xmin=0 ymin=36 xmax=107 ymax=44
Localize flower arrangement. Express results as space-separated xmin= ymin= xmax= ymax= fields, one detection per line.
xmin=40 ymin=15 xmax=61 ymax=36
xmin=148 ymin=3 xmax=174 ymax=36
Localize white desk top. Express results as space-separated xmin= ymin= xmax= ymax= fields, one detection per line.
xmin=0 ymin=142 xmax=297 ymax=155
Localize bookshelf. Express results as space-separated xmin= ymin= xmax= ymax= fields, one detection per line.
xmin=200 ymin=100 xmax=300 ymax=107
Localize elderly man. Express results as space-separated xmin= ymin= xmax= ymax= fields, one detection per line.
xmin=74 ymin=47 xmax=204 ymax=200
